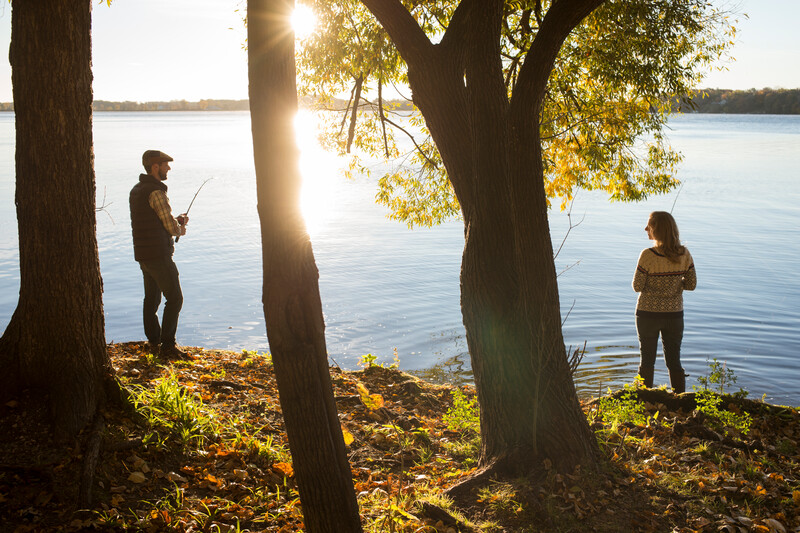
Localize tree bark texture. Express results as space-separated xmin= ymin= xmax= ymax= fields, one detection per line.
xmin=247 ymin=1 xmax=363 ymax=531
xmin=0 ymin=0 xmax=112 ymax=440
xmin=360 ymin=0 xmax=605 ymax=473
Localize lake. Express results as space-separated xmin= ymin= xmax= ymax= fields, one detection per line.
xmin=0 ymin=112 xmax=798 ymax=404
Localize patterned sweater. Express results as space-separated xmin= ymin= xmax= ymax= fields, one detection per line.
xmin=633 ymin=247 xmax=696 ymax=316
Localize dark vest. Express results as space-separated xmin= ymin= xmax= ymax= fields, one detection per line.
xmin=130 ymin=174 xmax=174 ymax=261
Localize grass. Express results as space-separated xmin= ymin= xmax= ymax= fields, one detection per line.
xmin=129 ymin=370 xmax=218 ymax=449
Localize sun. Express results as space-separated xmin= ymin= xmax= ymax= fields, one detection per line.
xmin=291 ymin=4 xmax=317 ymax=40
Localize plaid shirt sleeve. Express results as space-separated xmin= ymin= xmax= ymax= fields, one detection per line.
xmin=148 ymin=190 xmax=185 ymax=236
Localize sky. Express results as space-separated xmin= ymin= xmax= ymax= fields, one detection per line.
xmin=0 ymin=0 xmax=798 ymax=103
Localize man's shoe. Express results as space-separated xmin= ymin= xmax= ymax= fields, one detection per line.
xmin=159 ymin=344 xmax=190 ymax=360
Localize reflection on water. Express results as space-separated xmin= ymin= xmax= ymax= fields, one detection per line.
xmin=574 ymin=351 xmax=641 ymax=399
xmin=410 ymin=352 xmax=473 ymax=386
xmin=296 ymin=109 xmax=343 ymax=237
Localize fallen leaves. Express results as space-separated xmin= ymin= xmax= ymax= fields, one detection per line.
xmin=2 ymin=342 xmax=800 ymax=532
xmin=127 ymin=471 xmax=146 ymax=484
xmin=357 ymin=382 xmax=385 ymax=410
xmin=272 ymin=462 xmax=294 ymax=478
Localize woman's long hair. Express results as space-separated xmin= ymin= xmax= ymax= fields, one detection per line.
xmin=649 ymin=211 xmax=686 ymax=261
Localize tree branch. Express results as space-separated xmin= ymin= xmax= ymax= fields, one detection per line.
xmin=438 ymin=0 xmax=480 ymax=56
xmin=339 ymin=80 xmax=358 ymax=136
xmin=359 ymin=0 xmax=433 ymax=65
xmin=346 ymin=74 xmax=365 ymax=153
xmin=378 ymin=79 xmax=390 ymax=158
xmin=511 ymin=0 xmax=605 ymax=114
xmin=361 ymin=95 xmax=439 ymax=170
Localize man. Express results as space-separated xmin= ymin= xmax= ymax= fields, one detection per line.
xmin=129 ymin=150 xmax=189 ymax=359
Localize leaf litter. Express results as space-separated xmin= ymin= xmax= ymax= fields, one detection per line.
xmin=0 ymin=342 xmax=798 ymax=532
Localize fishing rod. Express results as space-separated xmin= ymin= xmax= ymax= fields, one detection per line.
xmin=176 ymin=178 xmax=213 ymax=243
xmin=669 ymin=180 xmax=686 ymax=214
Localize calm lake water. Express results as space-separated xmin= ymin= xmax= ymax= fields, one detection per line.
xmin=0 ymin=112 xmax=798 ymax=404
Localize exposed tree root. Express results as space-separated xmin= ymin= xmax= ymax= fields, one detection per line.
xmin=445 ymin=450 xmax=535 ymax=502
xmin=595 ymin=386 xmax=793 ymax=419
xmin=418 ymin=501 xmax=477 ymax=533
xmin=78 ymin=415 xmax=106 ymax=508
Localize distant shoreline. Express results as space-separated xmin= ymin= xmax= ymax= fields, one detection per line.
xmin=0 ymin=96 xmax=414 ymax=113
xmin=0 ymin=88 xmax=798 ymax=114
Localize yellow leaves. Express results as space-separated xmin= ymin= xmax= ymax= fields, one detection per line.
xmin=357 ymin=382 xmax=385 ymax=410
xmin=792 ymin=490 xmax=800 ymax=506
xmin=342 ymin=426 xmax=355 ymax=446
xmin=768 ymin=473 xmax=784 ymax=483
xmin=273 ymin=461 xmax=294 ymax=478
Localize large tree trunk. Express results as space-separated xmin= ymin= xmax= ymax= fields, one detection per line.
xmin=360 ymin=0 xmax=604 ymax=476
xmin=0 ymin=0 xmax=112 ymax=440
xmin=456 ymin=0 xmax=598 ymax=473
xmin=247 ymin=1 xmax=362 ymax=531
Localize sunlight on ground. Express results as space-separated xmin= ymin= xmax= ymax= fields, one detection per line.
xmin=295 ymin=109 xmax=342 ymax=237
xmin=291 ymin=4 xmax=317 ymax=40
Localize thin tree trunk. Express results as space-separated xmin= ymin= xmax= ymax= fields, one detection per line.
xmin=0 ymin=0 xmax=112 ymax=440
xmin=247 ymin=0 xmax=362 ymax=531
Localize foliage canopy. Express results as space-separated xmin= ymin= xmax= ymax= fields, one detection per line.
xmin=297 ymin=0 xmax=737 ymax=226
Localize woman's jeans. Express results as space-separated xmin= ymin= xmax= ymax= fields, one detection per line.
xmin=636 ymin=314 xmax=685 ymax=391
xmin=139 ymin=256 xmax=183 ymax=348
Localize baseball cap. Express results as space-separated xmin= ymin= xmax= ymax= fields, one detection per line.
xmin=142 ymin=150 xmax=174 ymax=168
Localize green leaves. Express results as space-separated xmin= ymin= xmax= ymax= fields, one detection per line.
xmin=443 ymin=387 xmax=480 ymax=434
xmin=694 ymin=388 xmax=753 ymax=437
xmin=595 ymin=384 xmax=650 ymax=427
xmin=298 ymin=0 xmax=738 ymax=222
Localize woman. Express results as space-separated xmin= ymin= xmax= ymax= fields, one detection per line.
xmin=632 ymin=211 xmax=697 ymax=393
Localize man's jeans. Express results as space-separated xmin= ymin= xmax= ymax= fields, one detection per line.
xmin=636 ymin=314 xmax=684 ymax=376
xmin=139 ymin=256 xmax=183 ymax=347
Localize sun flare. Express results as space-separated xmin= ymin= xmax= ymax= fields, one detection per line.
xmin=295 ymin=110 xmax=341 ymax=237
xmin=291 ymin=4 xmax=317 ymax=40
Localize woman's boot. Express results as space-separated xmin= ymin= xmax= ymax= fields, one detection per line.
xmin=637 ymin=366 xmax=654 ymax=388
xmin=669 ymin=367 xmax=686 ymax=394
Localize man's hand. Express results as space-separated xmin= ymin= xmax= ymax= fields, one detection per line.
xmin=176 ymin=213 xmax=189 ymax=226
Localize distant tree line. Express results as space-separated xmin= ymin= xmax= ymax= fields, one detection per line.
xmin=92 ymin=99 xmax=251 ymax=111
xmin=0 ymin=89 xmax=797 ymax=114
xmin=0 ymin=99 xmax=250 ymax=112
xmin=672 ymin=88 xmax=800 ymax=114
xmin=0 ymin=96 xmax=408 ymax=112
